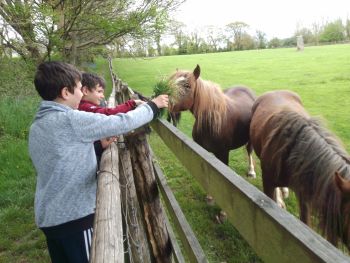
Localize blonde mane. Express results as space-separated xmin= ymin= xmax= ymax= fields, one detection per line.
xmin=192 ymin=78 xmax=227 ymax=136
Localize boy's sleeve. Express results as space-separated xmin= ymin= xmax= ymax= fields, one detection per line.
xmin=81 ymin=100 xmax=136 ymax=115
xmin=71 ymin=103 xmax=157 ymax=142
xmin=96 ymin=100 xmax=136 ymax=115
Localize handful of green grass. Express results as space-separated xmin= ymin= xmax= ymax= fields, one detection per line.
xmin=153 ymin=78 xmax=175 ymax=117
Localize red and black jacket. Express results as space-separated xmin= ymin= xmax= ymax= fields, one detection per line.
xmin=78 ymin=99 xmax=136 ymax=115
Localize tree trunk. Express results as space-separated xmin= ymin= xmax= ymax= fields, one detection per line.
xmin=118 ymin=138 xmax=153 ymax=262
xmin=127 ymin=131 xmax=172 ymax=263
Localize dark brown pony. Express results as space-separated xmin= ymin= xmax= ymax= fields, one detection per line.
xmin=250 ymin=90 xmax=350 ymax=249
xmin=168 ymin=65 xmax=256 ymax=177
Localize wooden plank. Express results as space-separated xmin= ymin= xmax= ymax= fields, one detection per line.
xmin=153 ymin=160 xmax=208 ymax=263
xmin=162 ymin=205 xmax=186 ymax=263
xmin=151 ymin=119 xmax=350 ymax=263
xmin=90 ymin=143 xmax=124 ymax=263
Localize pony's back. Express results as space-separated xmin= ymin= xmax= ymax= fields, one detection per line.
xmin=250 ymin=90 xmax=350 ymax=247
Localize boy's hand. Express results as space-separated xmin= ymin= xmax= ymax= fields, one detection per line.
xmin=152 ymin=94 xmax=169 ymax=109
xmin=134 ymin=99 xmax=145 ymax=106
xmin=101 ymin=137 xmax=117 ymax=149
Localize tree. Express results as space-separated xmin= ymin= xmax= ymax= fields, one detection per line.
xmin=168 ymin=20 xmax=188 ymax=54
xmin=0 ymin=0 xmax=184 ymax=64
xmin=187 ymin=30 xmax=203 ymax=54
xmin=311 ymin=21 xmax=324 ymax=45
xmin=255 ymin=30 xmax=267 ymax=49
xmin=268 ymin=37 xmax=282 ymax=48
xmin=345 ymin=18 xmax=350 ymax=40
xmin=225 ymin=21 xmax=249 ymax=50
xmin=319 ymin=19 xmax=345 ymax=43
xmin=240 ymin=33 xmax=255 ymax=50
xmin=205 ymin=26 xmax=224 ymax=52
xmin=294 ymin=27 xmax=313 ymax=44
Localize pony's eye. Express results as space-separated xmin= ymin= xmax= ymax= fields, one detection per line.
xmin=184 ymin=83 xmax=190 ymax=89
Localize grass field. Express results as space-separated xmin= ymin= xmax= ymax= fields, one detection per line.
xmin=111 ymin=44 xmax=350 ymax=261
xmin=0 ymin=44 xmax=349 ymax=262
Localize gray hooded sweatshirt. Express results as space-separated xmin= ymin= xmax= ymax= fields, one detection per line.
xmin=29 ymin=100 xmax=155 ymax=228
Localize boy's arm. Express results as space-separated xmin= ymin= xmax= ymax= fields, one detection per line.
xmin=80 ymin=100 xmax=137 ymax=115
xmin=72 ymin=96 xmax=168 ymax=142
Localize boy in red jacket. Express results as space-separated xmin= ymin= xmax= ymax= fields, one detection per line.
xmin=79 ymin=72 xmax=143 ymax=114
xmin=79 ymin=72 xmax=144 ymax=165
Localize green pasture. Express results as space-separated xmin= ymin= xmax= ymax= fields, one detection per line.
xmin=0 ymin=44 xmax=349 ymax=262
xmin=110 ymin=44 xmax=350 ymax=260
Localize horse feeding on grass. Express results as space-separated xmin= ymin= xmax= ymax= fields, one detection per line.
xmin=250 ymin=90 xmax=350 ymax=249
xmin=168 ymin=64 xmax=256 ymax=178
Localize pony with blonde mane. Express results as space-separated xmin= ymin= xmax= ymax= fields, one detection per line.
xmin=250 ymin=90 xmax=350 ymax=249
xmin=169 ymin=65 xmax=256 ymax=177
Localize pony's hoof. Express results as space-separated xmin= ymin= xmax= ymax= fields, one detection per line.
xmin=282 ymin=187 xmax=289 ymax=198
xmin=247 ymin=171 xmax=256 ymax=178
xmin=278 ymin=202 xmax=286 ymax=209
xmin=205 ymin=195 xmax=215 ymax=206
xmin=215 ymin=211 xmax=227 ymax=224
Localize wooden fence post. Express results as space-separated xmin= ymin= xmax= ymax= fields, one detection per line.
xmin=127 ymin=131 xmax=172 ymax=263
xmin=118 ymin=139 xmax=153 ymax=262
xmin=90 ymin=143 xmax=124 ymax=263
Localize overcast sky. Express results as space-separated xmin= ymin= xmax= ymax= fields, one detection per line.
xmin=173 ymin=0 xmax=350 ymax=39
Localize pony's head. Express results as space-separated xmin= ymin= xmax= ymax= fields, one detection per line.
xmin=334 ymin=171 xmax=350 ymax=249
xmin=168 ymin=65 xmax=200 ymax=112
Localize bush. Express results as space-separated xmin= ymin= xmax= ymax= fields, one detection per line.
xmin=0 ymin=58 xmax=37 ymax=98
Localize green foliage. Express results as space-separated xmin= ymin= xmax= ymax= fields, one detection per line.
xmin=0 ymin=0 xmax=183 ymax=64
xmin=0 ymin=58 xmax=37 ymax=97
xmin=0 ymin=97 xmax=39 ymax=140
xmin=320 ymin=19 xmax=346 ymax=42
xmin=0 ymin=128 xmax=48 ymax=262
xmin=153 ymin=78 xmax=175 ymax=116
xmin=153 ymin=79 xmax=174 ymax=97
xmin=0 ymin=59 xmax=48 ymax=261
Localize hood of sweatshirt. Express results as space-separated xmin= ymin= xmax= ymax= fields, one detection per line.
xmin=34 ymin=101 xmax=72 ymax=120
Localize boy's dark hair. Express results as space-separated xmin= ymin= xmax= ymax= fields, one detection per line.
xmin=34 ymin=61 xmax=82 ymax=101
xmin=82 ymin=72 xmax=106 ymax=91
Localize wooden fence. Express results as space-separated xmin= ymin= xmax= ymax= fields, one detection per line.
xmin=151 ymin=118 xmax=350 ymax=263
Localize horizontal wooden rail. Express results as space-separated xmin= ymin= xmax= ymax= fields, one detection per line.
xmin=151 ymin=118 xmax=350 ymax=263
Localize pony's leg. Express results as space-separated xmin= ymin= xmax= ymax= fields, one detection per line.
xmin=273 ymin=188 xmax=286 ymax=209
xmin=262 ymin=168 xmax=275 ymax=198
xmin=215 ymin=151 xmax=229 ymax=165
xmin=262 ymin=166 xmax=286 ymax=209
xmin=246 ymin=142 xmax=256 ymax=178
xmin=281 ymin=187 xmax=289 ymax=198
xmin=299 ymin=200 xmax=311 ymax=226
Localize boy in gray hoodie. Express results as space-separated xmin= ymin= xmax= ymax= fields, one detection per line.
xmin=28 ymin=61 xmax=168 ymax=263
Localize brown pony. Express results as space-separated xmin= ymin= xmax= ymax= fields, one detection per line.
xmin=250 ymin=90 xmax=350 ymax=248
xmin=168 ymin=65 xmax=256 ymax=177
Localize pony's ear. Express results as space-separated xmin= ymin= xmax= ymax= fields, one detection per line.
xmin=193 ymin=64 xmax=200 ymax=80
xmin=334 ymin=171 xmax=350 ymax=194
